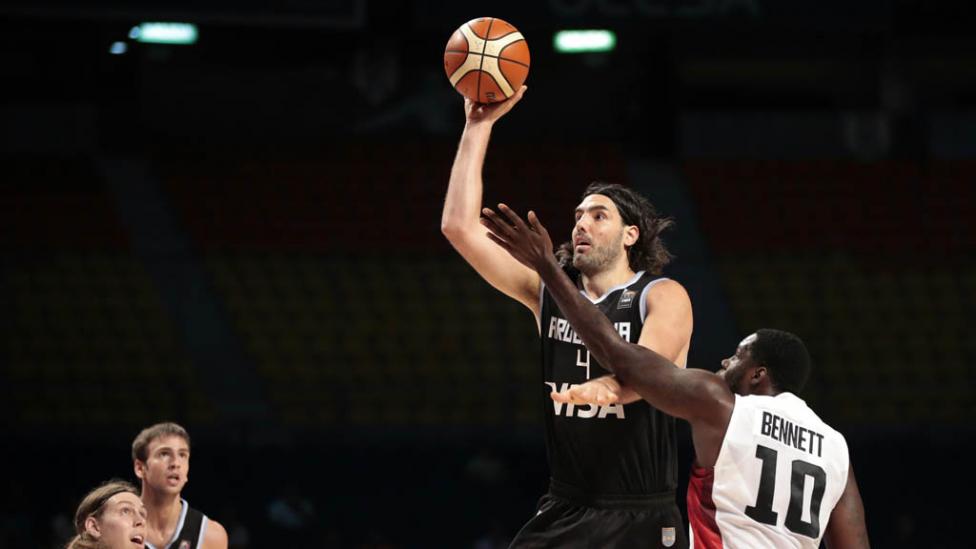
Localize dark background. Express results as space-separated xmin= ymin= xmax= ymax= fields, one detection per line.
xmin=1 ymin=1 xmax=973 ymax=547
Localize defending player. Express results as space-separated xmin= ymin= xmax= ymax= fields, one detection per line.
xmin=481 ymin=205 xmax=870 ymax=548
xmin=443 ymin=87 xmax=693 ymax=547
xmin=132 ymin=422 xmax=228 ymax=549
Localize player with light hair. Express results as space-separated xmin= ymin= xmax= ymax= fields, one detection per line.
xmin=65 ymin=479 xmax=146 ymax=549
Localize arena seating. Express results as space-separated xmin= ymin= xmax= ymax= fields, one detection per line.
xmin=683 ymin=159 xmax=974 ymax=424
xmin=1 ymin=155 xmax=212 ymax=430
xmin=158 ymin=142 xmax=628 ymax=427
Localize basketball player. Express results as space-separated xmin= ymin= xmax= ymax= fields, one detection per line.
xmin=481 ymin=205 xmax=870 ymax=548
xmin=132 ymin=422 xmax=228 ymax=549
xmin=443 ymin=87 xmax=693 ymax=547
xmin=65 ymin=479 xmax=146 ymax=549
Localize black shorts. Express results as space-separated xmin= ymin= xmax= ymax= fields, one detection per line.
xmin=509 ymin=479 xmax=688 ymax=549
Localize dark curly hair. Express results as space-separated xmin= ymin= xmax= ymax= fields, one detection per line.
xmin=555 ymin=182 xmax=674 ymax=275
xmin=750 ymin=329 xmax=812 ymax=395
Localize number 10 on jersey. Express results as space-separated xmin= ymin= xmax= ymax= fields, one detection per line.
xmin=744 ymin=444 xmax=827 ymax=538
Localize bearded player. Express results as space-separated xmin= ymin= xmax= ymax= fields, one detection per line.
xmin=443 ymin=88 xmax=692 ymax=547
xmin=481 ymin=204 xmax=870 ymax=548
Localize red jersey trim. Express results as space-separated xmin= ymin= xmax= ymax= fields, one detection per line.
xmin=687 ymin=462 xmax=723 ymax=548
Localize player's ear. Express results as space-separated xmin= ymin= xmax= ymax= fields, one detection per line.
xmin=751 ymin=366 xmax=768 ymax=386
xmin=85 ymin=515 xmax=101 ymax=538
xmin=623 ymin=225 xmax=639 ymax=247
xmin=134 ymin=459 xmax=145 ymax=480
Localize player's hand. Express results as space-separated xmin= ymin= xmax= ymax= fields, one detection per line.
xmin=480 ymin=203 xmax=555 ymax=273
xmin=465 ymin=85 xmax=527 ymax=125
xmin=551 ymin=378 xmax=621 ymax=406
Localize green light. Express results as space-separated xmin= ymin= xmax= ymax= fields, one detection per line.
xmin=553 ymin=30 xmax=616 ymax=53
xmin=129 ymin=23 xmax=198 ymax=45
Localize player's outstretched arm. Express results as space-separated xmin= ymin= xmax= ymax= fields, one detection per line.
xmin=441 ymin=86 xmax=541 ymax=315
xmin=481 ymin=204 xmax=733 ymax=428
xmin=559 ymin=280 xmax=692 ymax=407
xmin=824 ymin=464 xmax=870 ymax=549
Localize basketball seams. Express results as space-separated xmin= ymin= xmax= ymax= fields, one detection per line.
xmin=457 ymin=24 xmax=485 ymax=54
xmin=496 ymin=59 xmax=528 ymax=93
xmin=468 ymin=17 xmax=492 ymax=39
xmin=445 ymin=49 xmax=530 ymax=68
xmin=499 ymin=58 xmax=529 ymax=68
xmin=484 ymin=58 xmax=514 ymax=97
xmin=447 ymin=28 xmax=469 ymax=55
xmin=482 ymin=31 xmax=524 ymax=57
xmin=486 ymin=29 xmax=520 ymax=41
xmin=475 ymin=18 xmax=495 ymax=103
xmin=446 ymin=52 xmax=484 ymax=87
xmin=479 ymin=71 xmax=505 ymax=102
xmin=495 ymin=51 xmax=530 ymax=68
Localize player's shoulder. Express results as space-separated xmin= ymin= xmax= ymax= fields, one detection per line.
xmin=202 ymin=517 xmax=229 ymax=549
xmin=642 ymin=278 xmax=692 ymax=313
xmin=741 ymin=393 xmax=849 ymax=444
xmin=645 ymin=277 xmax=689 ymax=297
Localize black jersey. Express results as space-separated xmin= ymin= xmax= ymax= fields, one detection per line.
xmin=145 ymin=499 xmax=208 ymax=549
xmin=539 ymin=270 xmax=679 ymax=496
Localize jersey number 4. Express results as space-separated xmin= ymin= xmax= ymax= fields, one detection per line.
xmin=744 ymin=445 xmax=827 ymax=538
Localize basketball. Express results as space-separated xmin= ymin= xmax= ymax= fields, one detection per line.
xmin=444 ymin=17 xmax=530 ymax=103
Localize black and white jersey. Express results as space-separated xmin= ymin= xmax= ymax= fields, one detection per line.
xmin=144 ymin=499 xmax=208 ymax=549
xmin=539 ymin=270 xmax=679 ymax=496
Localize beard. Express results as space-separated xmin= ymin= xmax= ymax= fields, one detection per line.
xmin=572 ymin=229 xmax=625 ymax=275
xmin=722 ymin=367 xmax=744 ymax=393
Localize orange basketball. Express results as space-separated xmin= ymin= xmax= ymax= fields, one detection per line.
xmin=444 ymin=17 xmax=530 ymax=103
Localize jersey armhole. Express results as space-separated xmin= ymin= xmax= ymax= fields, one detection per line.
xmin=537 ymin=281 xmax=546 ymax=333
xmin=712 ymin=393 xmax=741 ymax=469
xmin=638 ymin=277 xmax=672 ymax=324
xmin=197 ymin=516 xmax=209 ymax=548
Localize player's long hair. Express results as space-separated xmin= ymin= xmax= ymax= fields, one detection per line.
xmin=555 ymin=182 xmax=674 ymax=276
xmin=65 ymin=480 xmax=140 ymax=549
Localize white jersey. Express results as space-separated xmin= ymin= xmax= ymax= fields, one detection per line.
xmin=688 ymin=393 xmax=850 ymax=548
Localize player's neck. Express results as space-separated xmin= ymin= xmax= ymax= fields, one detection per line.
xmin=143 ymin=486 xmax=183 ymax=534
xmin=579 ymin=261 xmax=636 ymax=300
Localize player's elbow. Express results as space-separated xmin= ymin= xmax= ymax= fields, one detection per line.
xmin=442 ymin=218 xmax=482 ymax=250
xmin=441 ymin=218 xmax=463 ymax=241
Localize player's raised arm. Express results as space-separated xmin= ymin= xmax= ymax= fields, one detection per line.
xmin=441 ymin=87 xmax=542 ymax=316
xmin=823 ymin=464 xmax=871 ymax=548
xmin=481 ymin=204 xmax=733 ymax=428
